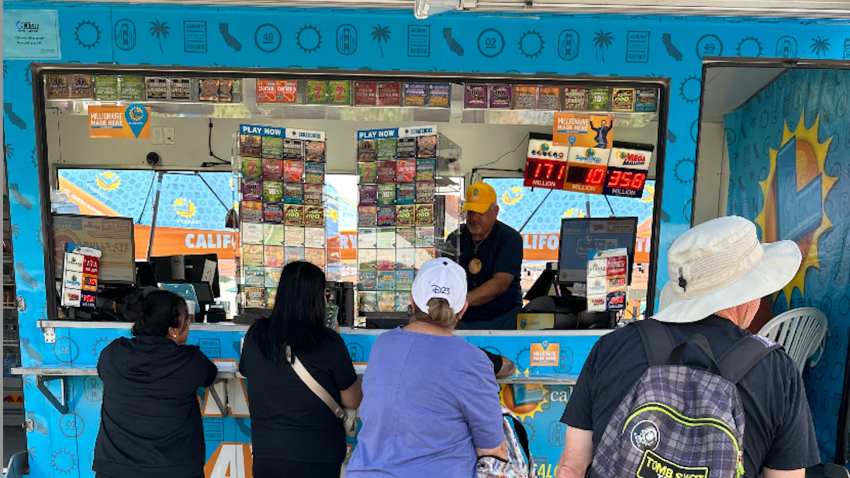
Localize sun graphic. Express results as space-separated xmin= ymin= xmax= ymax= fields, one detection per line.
xmin=562 ymin=208 xmax=585 ymax=218
xmin=128 ymin=105 xmax=144 ymax=121
xmin=96 ymin=171 xmax=121 ymax=191
xmin=326 ymin=207 xmax=340 ymax=222
xmin=501 ymin=186 xmax=524 ymax=205
xmin=755 ymin=112 xmax=835 ymax=300
xmin=641 ymin=184 xmax=655 ymax=204
xmin=173 ymin=198 xmax=197 ymax=218
xmin=500 ymin=383 xmax=549 ymax=421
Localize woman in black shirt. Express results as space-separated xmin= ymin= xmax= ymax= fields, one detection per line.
xmin=240 ymin=261 xmax=363 ymax=478
xmin=93 ymin=290 xmax=218 ymax=478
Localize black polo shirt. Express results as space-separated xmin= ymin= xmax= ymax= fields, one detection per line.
xmin=455 ymin=221 xmax=523 ymax=322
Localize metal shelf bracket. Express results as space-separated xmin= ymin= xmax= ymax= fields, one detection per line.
xmin=36 ymin=376 xmax=67 ymax=414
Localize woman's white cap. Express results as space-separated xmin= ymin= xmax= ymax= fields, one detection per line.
xmin=412 ymin=258 xmax=467 ymax=314
xmin=653 ymin=216 xmax=802 ymax=324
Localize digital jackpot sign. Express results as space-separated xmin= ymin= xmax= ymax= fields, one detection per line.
xmin=524 ymin=158 xmax=568 ymax=189
xmin=522 ymin=136 xmax=652 ymax=199
xmin=524 ymin=138 xmax=570 ymax=189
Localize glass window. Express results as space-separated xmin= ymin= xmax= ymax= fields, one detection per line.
xmin=53 ymin=168 xmax=238 ymax=314
xmin=483 ymin=177 xmax=655 ymax=319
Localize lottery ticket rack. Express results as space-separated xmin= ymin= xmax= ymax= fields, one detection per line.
xmin=235 ymin=124 xmax=331 ymax=312
xmin=354 ymin=125 xmax=463 ymax=323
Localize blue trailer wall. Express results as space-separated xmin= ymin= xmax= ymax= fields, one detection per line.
xmin=725 ymin=68 xmax=850 ymax=466
xmin=4 ymin=2 xmax=850 ymax=474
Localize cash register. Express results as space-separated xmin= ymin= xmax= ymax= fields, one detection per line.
xmin=517 ymin=217 xmax=638 ymax=330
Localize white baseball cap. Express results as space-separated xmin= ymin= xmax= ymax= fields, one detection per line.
xmin=653 ymin=216 xmax=801 ymax=324
xmin=412 ymin=258 xmax=467 ymax=315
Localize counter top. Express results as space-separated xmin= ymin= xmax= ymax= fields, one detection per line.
xmin=37 ymin=320 xmax=613 ymax=337
xmin=13 ymin=363 xmax=571 ymax=384
xmin=13 ymin=362 xmax=369 ymax=379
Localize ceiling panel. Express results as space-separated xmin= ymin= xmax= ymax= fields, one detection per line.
xmin=701 ymin=67 xmax=787 ymax=123
xmin=45 ymin=0 xmax=850 ymax=19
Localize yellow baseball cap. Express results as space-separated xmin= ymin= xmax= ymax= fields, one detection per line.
xmin=462 ymin=182 xmax=497 ymax=214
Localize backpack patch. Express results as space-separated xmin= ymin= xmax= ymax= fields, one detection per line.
xmin=637 ymin=450 xmax=709 ymax=478
xmin=631 ymin=420 xmax=660 ymax=452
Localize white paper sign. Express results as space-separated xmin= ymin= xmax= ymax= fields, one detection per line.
xmin=4 ymin=10 xmax=61 ymax=60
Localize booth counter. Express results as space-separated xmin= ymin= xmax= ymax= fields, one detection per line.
xmin=15 ymin=320 xmax=606 ymax=477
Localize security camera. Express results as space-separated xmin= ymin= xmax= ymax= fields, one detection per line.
xmin=146 ymin=152 xmax=161 ymax=166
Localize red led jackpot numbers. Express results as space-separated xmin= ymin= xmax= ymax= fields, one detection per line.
xmin=83 ymin=257 xmax=99 ymax=275
xmin=603 ymin=168 xmax=648 ymax=198
xmin=524 ymin=158 xmax=568 ymax=189
xmin=564 ymin=165 xmax=607 ymax=194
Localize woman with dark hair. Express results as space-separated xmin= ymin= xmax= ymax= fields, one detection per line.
xmin=240 ymin=261 xmax=362 ymax=478
xmin=93 ymin=289 xmax=218 ymax=478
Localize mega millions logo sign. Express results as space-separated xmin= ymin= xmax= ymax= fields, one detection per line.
xmin=173 ymin=198 xmax=197 ymax=218
xmin=756 ymin=112 xmax=835 ymax=300
xmin=96 ymin=171 xmax=121 ymax=191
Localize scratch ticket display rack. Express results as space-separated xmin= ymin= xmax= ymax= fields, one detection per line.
xmin=355 ymin=125 xmax=462 ymax=316
xmin=237 ymin=124 xmax=328 ymax=310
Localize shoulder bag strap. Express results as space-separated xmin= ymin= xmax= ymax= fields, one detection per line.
xmin=506 ymin=413 xmax=533 ymax=474
xmin=285 ymin=345 xmax=345 ymax=420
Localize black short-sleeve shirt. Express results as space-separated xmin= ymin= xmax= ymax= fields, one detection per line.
xmin=561 ymin=316 xmax=820 ymax=476
xmin=454 ymin=221 xmax=523 ymax=322
xmin=240 ymin=324 xmax=357 ymax=464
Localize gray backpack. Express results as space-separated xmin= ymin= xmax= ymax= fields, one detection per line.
xmin=590 ymin=319 xmax=780 ymax=478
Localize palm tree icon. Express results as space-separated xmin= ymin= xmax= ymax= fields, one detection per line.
xmin=811 ymin=36 xmax=830 ymax=58
xmin=371 ymin=24 xmax=392 ymax=57
xmin=149 ymin=20 xmax=170 ymax=53
xmin=593 ymin=30 xmax=613 ymax=63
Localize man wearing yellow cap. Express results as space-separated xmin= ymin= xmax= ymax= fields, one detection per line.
xmin=453 ymin=182 xmax=523 ymax=330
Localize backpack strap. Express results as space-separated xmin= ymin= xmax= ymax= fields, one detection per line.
xmin=633 ymin=319 xmax=676 ymax=367
xmin=715 ymin=334 xmax=782 ymax=384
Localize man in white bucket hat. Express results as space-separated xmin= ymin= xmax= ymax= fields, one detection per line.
xmin=555 ymin=216 xmax=820 ymax=478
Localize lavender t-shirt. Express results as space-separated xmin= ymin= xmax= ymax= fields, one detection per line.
xmin=345 ymin=328 xmax=505 ymax=478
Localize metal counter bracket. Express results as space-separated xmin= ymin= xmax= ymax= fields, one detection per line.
xmin=209 ymin=379 xmax=228 ymax=417
xmin=36 ymin=376 xmax=67 ymax=414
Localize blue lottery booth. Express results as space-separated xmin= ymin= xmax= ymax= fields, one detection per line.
xmin=2 ymin=3 xmax=850 ymax=477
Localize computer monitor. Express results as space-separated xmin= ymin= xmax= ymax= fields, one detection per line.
xmin=135 ymin=261 xmax=158 ymax=287
xmin=557 ymin=217 xmax=638 ymax=285
xmin=150 ymin=254 xmax=220 ymax=298
xmin=52 ymin=214 xmax=136 ymax=284
xmin=183 ymin=254 xmax=220 ymax=298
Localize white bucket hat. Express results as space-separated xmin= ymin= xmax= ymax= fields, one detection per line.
xmin=653 ymin=216 xmax=802 ymax=324
xmin=412 ymin=258 xmax=467 ymax=315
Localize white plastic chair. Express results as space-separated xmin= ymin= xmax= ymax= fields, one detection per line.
xmin=757 ymin=307 xmax=828 ymax=374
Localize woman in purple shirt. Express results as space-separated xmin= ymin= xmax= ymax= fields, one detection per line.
xmin=346 ymin=259 xmax=507 ymax=477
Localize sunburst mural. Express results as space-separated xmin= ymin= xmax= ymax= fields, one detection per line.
xmin=499 ymin=383 xmax=549 ymax=421
xmin=755 ymin=112 xmax=835 ymax=300
xmin=501 ymin=186 xmax=525 ymax=205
